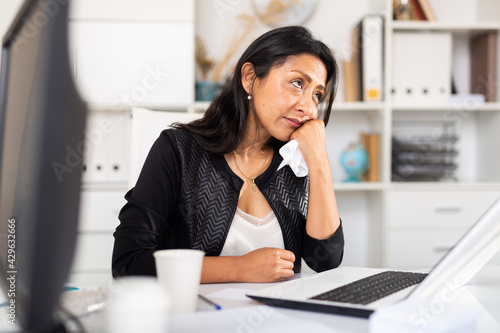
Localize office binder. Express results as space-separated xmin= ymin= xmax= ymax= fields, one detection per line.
xmin=498 ymin=33 xmax=500 ymax=103
xmin=391 ymin=32 xmax=452 ymax=105
xmin=358 ymin=15 xmax=384 ymax=101
xmin=81 ymin=110 xmax=130 ymax=184
xmin=343 ymin=60 xmax=359 ymax=102
xmin=343 ymin=23 xmax=362 ymax=102
xmin=361 ymin=132 xmax=380 ymax=182
xmin=470 ymin=32 xmax=497 ymax=102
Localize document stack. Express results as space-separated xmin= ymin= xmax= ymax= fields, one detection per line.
xmin=392 ymin=122 xmax=458 ymax=182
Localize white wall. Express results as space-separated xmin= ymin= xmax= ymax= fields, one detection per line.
xmin=0 ymin=0 xmax=24 ymax=66
xmin=430 ymin=0 xmax=500 ymax=22
xmin=0 ymin=0 xmax=23 ymax=36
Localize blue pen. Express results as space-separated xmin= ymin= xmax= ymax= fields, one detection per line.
xmin=199 ymin=294 xmax=222 ymax=310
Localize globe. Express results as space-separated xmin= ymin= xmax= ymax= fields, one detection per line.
xmin=253 ymin=0 xmax=317 ymax=27
xmin=340 ymin=143 xmax=369 ymax=182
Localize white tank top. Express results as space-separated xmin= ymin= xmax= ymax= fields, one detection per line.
xmin=219 ymin=208 xmax=285 ymax=256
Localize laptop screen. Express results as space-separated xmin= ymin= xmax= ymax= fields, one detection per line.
xmin=409 ymin=197 xmax=500 ymax=300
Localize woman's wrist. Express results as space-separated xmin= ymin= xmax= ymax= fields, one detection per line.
xmin=233 ymin=255 xmax=244 ymax=282
xmin=201 ymin=256 xmax=240 ymax=283
xmin=306 ymin=154 xmax=331 ymax=176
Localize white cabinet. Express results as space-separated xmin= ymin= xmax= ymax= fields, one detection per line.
xmin=71 ymin=188 xmax=127 ymax=287
xmin=69 ymin=107 xmax=131 ymax=286
xmin=69 ymin=0 xmax=194 ymax=109
xmin=70 ymin=109 xmax=202 ymax=286
xmin=387 ymin=191 xmax=499 ymax=228
xmin=78 ymin=188 xmax=126 ymax=232
xmin=70 ymin=0 xmax=194 ymax=21
xmin=384 ymin=190 xmax=500 ymax=268
xmin=386 ymin=230 xmax=468 ymax=268
xmin=81 ymin=108 xmax=131 ymax=185
xmin=68 ymin=0 xmax=195 ymax=287
xmin=70 ymin=22 xmax=194 ymax=109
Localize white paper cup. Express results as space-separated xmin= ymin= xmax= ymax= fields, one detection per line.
xmin=153 ymin=249 xmax=205 ymax=314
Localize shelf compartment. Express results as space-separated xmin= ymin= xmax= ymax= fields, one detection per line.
xmin=392 ymin=121 xmax=459 ymax=182
xmin=389 ymin=182 xmax=500 ymax=191
xmin=334 ymin=182 xmax=385 ymax=191
xmin=392 ymin=102 xmax=500 ymax=111
xmin=392 ymin=110 xmax=500 ymax=183
xmin=326 ymin=111 xmax=384 ymax=184
xmin=332 ymin=102 xmax=386 ymax=112
xmin=391 ymin=21 xmax=500 ymax=35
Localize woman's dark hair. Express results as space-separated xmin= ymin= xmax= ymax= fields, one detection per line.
xmin=174 ymin=25 xmax=339 ymax=154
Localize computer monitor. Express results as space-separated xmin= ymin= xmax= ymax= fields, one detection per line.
xmin=0 ymin=0 xmax=87 ymax=332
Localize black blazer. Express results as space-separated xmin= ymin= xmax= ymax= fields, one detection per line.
xmin=112 ymin=129 xmax=344 ymax=277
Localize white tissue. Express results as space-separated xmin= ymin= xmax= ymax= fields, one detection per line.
xmin=277 ymin=140 xmax=308 ymax=177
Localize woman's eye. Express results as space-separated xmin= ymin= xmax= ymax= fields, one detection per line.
xmin=315 ymin=92 xmax=323 ymax=101
xmin=292 ymin=80 xmax=303 ymax=89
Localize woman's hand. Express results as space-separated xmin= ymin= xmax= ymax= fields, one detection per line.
xmin=290 ymin=119 xmax=328 ymax=168
xmin=290 ymin=119 xmax=340 ymax=242
xmin=237 ymin=247 xmax=295 ymax=283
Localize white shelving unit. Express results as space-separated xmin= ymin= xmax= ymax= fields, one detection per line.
xmin=377 ymin=0 xmax=500 ymax=268
xmin=392 ymin=20 xmax=500 ymax=32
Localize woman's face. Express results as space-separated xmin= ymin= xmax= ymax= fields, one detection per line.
xmin=250 ymin=54 xmax=327 ymax=142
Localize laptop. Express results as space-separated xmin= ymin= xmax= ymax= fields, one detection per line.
xmin=246 ymin=197 xmax=500 ymax=318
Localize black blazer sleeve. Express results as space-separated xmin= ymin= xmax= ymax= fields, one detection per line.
xmin=302 ymin=220 xmax=344 ymax=272
xmin=112 ymin=130 xmax=181 ymax=277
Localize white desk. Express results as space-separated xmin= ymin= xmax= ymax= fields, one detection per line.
xmin=170 ymin=265 xmax=500 ymax=333
xmin=1 ymin=266 xmax=498 ymax=333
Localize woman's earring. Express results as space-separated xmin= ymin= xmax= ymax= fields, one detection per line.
xmin=247 ymin=94 xmax=252 ymax=100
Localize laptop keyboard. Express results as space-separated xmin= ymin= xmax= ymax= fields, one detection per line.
xmin=310 ymin=271 xmax=428 ymax=305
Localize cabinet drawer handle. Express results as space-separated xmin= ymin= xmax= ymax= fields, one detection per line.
xmin=433 ymin=246 xmax=453 ymax=253
xmin=434 ymin=205 xmax=462 ymax=213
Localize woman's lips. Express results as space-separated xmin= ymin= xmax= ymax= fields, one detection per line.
xmin=284 ymin=118 xmax=302 ymax=128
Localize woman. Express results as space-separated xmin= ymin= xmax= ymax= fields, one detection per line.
xmin=112 ymin=26 xmax=344 ymax=283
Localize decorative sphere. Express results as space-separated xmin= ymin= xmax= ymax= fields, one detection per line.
xmin=340 ymin=143 xmax=369 ymax=182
